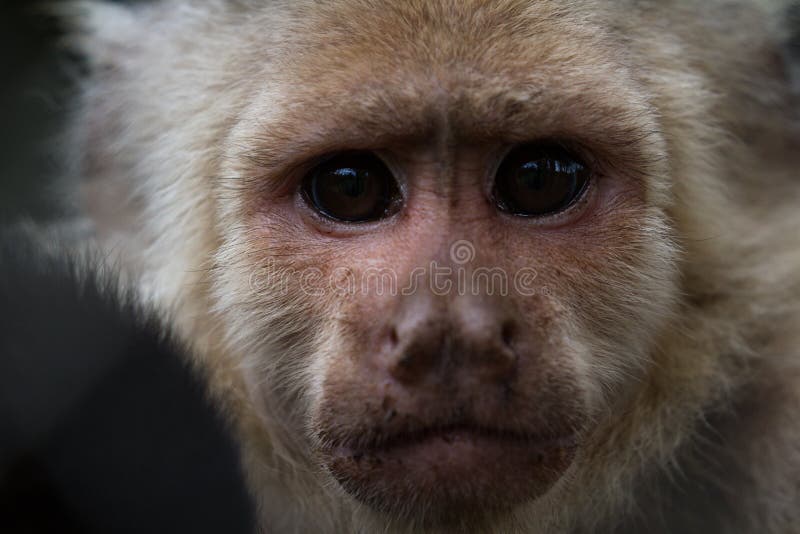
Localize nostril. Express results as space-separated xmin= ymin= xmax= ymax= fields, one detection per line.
xmin=501 ymin=321 xmax=515 ymax=348
xmin=382 ymin=326 xmax=400 ymax=353
xmin=389 ymin=351 xmax=423 ymax=383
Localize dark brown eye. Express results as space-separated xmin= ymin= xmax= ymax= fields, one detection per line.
xmin=493 ymin=143 xmax=590 ymax=217
xmin=302 ymin=152 xmax=400 ymax=222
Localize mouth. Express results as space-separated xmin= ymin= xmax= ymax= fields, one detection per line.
xmin=321 ymin=422 xmax=578 ymax=519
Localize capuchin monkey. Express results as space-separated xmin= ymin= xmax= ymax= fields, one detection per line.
xmin=57 ymin=0 xmax=800 ymax=532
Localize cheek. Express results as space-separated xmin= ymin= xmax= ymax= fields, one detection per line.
xmin=224 ymin=211 xmax=412 ymax=402
xmin=210 ymin=222 xmax=354 ymax=422
xmin=499 ymin=186 xmax=679 ymax=395
xmin=530 ymin=211 xmax=678 ymax=396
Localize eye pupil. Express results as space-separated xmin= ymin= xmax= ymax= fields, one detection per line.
xmin=494 ymin=143 xmax=590 ymax=217
xmin=518 ymin=161 xmax=547 ymax=190
xmin=334 ymin=168 xmax=367 ymax=198
xmin=303 ymin=152 xmax=399 ymax=223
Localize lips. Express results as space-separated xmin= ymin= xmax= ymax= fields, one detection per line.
xmin=321 ymin=422 xmax=578 ymax=520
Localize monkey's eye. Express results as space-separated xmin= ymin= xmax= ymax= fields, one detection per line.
xmin=301 ymin=152 xmax=400 ymax=223
xmin=493 ymin=144 xmax=590 ymax=217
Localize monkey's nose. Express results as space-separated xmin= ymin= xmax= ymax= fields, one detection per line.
xmin=385 ymin=296 xmax=518 ymax=386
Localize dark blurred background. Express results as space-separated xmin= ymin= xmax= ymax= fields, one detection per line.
xmin=0 ymin=2 xmax=254 ymax=532
xmin=0 ymin=0 xmax=73 ymax=224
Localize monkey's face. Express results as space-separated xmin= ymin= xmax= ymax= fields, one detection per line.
xmin=212 ymin=1 xmax=680 ymax=524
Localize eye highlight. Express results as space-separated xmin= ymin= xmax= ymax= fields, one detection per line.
xmin=301 ymin=152 xmax=401 ymax=223
xmin=493 ymin=143 xmax=590 ymax=217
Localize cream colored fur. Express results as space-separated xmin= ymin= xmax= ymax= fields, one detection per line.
xmin=62 ymin=1 xmax=800 ymax=532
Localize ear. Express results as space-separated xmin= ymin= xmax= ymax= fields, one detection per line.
xmin=754 ymin=0 xmax=800 ymax=91
xmin=784 ymin=3 xmax=800 ymax=90
xmin=53 ymin=1 xmax=141 ymax=69
xmin=57 ymin=0 xmax=229 ymax=315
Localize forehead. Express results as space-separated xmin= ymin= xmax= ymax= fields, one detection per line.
xmin=234 ymin=0 xmax=660 ymax=173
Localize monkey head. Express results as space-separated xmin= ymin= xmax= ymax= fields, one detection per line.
xmin=68 ymin=0 xmax=798 ymax=531
xmin=207 ymin=1 xmax=678 ymax=524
